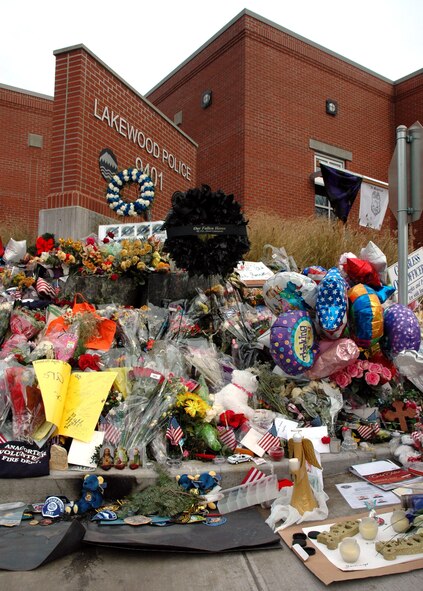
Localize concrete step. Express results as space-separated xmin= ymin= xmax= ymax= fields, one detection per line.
xmin=0 ymin=443 xmax=393 ymax=505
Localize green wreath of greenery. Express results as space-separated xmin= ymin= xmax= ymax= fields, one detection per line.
xmin=163 ymin=185 xmax=250 ymax=277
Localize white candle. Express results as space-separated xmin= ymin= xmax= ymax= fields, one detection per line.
xmin=339 ymin=538 xmax=360 ymax=563
xmin=289 ymin=458 xmax=300 ymax=472
xmin=359 ymin=517 xmax=378 ymax=540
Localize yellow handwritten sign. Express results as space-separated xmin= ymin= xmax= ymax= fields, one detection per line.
xmin=59 ymin=371 xmax=117 ymax=441
xmin=33 ymin=360 xmax=117 ymax=442
xmin=33 ymin=360 xmax=71 ymax=427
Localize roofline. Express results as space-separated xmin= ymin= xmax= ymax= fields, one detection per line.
xmin=0 ymin=82 xmax=53 ymax=101
xmin=394 ymin=67 xmax=423 ymax=84
xmin=146 ymin=8 xmax=397 ymax=96
xmin=53 ymin=44 xmax=198 ymax=148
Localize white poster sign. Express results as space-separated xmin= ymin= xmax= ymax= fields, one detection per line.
xmin=359 ymin=182 xmax=389 ymax=230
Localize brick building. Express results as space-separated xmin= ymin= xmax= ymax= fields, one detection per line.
xmin=0 ymin=9 xmax=422 ymax=244
xmin=146 ymin=9 xmax=423 ymax=246
xmin=0 ymin=46 xmax=197 ymax=238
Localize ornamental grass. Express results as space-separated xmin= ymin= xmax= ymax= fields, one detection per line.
xmin=0 ymin=222 xmax=36 ymax=245
xmin=245 ymin=212 xmax=414 ymax=269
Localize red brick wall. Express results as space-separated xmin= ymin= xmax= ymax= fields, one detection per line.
xmin=147 ymin=18 xmax=247 ymax=205
xmin=147 ymin=12 xmax=400 ymax=233
xmin=49 ymin=46 xmax=197 ymax=221
xmin=0 ymin=85 xmax=53 ymax=234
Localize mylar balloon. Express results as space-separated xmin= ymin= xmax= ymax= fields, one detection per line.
xmin=302 ymin=265 xmax=327 ymax=285
xmin=343 ymin=257 xmax=382 ymax=288
xmin=315 ymin=267 xmax=348 ymax=339
xmin=348 ymin=284 xmax=384 ymax=349
xmin=382 ymin=304 xmax=421 ymax=357
xmin=263 ymin=271 xmax=318 ymax=315
xmin=306 ymin=338 xmax=359 ymax=379
xmin=270 ymin=310 xmax=318 ymax=375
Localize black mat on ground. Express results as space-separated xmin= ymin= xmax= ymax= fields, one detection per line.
xmin=0 ymin=520 xmax=86 ymax=571
xmin=83 ymin=507 xmax=281 ymax=553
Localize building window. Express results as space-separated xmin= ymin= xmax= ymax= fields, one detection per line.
xmin=314 ymin=154 xmax=344 ymax=219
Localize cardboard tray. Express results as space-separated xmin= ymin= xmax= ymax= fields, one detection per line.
xmin=279 ymin=506 xmax=423 ymax=586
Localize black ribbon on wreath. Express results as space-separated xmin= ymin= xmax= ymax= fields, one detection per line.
xmin=162 ymin=185 xmax=250 ymax=278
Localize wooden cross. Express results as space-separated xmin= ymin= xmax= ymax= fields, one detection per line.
xmin=383 ymin=400 xmax=417 ymax=432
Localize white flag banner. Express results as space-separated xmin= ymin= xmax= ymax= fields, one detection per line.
xmin=359 ymin=182 xmax=389 ymax=230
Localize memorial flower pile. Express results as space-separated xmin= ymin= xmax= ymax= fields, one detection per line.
xmin=0 ymin=212 xmax=422 ymax=470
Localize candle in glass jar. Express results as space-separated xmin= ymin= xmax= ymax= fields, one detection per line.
xmin=339 ymin=537 xmax=360 ymax=563
xmin=359 ymin=517 xmax=379 ymax=540
xmin=268 ymin=446 xmax=284 ymax=461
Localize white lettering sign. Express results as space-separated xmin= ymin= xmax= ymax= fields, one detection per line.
xmin=388 ymin=247 xmax=423 ymax=304
xmin=93 ymin=98 xmax=193 ymax=185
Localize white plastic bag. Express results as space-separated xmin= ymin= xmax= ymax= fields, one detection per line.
xmin=3 ymin=238 xmax=27 ymax=263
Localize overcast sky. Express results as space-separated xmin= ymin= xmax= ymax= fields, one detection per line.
xmin=1 ymin=0 xmax=422 ymax=97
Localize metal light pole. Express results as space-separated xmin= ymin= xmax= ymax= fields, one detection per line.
xmin=396 ymin=125 xmax=409 ymax=305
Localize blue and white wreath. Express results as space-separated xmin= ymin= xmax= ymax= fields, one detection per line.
xmin=106 ymin=168 xmax=155 ymax=217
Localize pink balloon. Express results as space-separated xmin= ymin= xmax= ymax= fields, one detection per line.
xmin=306 ymin=338 xmax=359 ymax=379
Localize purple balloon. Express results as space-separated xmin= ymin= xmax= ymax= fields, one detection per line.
xmin=382 ymin=304 xmax=421 ymax=357
xmin=270 ymin=310 xmax=318 ymax=376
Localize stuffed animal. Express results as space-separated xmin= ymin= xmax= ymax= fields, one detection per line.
xmin=213 ymin=369 xmax=258 ymax=419
xmin=393 ymin=434 xmax=422 ymax=466
xmin=176 ymin=471 xmax=220 ymax=495
xmin=72 ymin=474 xmax=107 ymax=514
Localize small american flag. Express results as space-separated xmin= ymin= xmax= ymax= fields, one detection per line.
xmin=217 ymin=426 xmax=237 ymax=451
xmin=0 ymin=433 xmax=8 ymax=444
xmin=411 ymin=430 xmax=423 ymax=448
xmin=36 ymin=277 xmax=58 ymax=299
xmin=166 ymin=416 xmax=184 ymax=446
xmin=98 ymin=416 xmax=121 ymax=446
xmin=257 ymin=421 xmax=280 ymax=452
xmin=241 ymin=466 xmax=266 ymax=485
xmin=357 ymin=423 xmax=380 ymax=441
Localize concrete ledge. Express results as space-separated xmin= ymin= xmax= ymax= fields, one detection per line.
xmin=0 ymin=444 xmax=393 ymax=504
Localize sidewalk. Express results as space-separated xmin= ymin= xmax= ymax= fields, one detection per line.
xmin=2 ymin=465 xmax=422 ymax=591
xmin=0 ymin=443 xmax=392 ymax=505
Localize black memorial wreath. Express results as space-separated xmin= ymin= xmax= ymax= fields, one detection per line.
xmin=163 ymin=185 xmax=250 ymax=277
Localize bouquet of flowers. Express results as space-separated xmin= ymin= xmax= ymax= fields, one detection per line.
xmin=9 ymin=307 xmax=45 ymax=340
xmin=5 ymin=366 xmax=45 ymax=440
xmin=110 ymin=369 xmax=178 ymax=451
xmin=0 ymin=301 xmax=13 ymax=344
xmin=331 ymin=359 xmax=393 ymax=396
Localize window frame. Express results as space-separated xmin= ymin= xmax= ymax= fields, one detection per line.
xmin=314 ymin=153 xmax=344 ymax=220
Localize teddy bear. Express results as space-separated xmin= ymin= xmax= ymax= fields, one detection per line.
xmin=176 ymin=471 xmax=220 ymax=495
xmin=71 ymin=474 xmax=107 ymax=514
xmin=176 ymin=471 xmax=221 ymax=510
xmin=213 ymin=369 xmax=258 ymax=420
xmin=393 ymin=434 xmax=422 ymax=466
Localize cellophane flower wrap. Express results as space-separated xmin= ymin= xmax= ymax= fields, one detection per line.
xmin=0 ymin=301 xmax=13 ymax=344
xmin=9 ymin=307 xmax=45 ymax=340
xmin=113 ymin=308 xmax=144 ymax=358
xmin=5 ymin=365 xmax=45 ymax=440
xmin=108 ymin=368 xmax=178 ymax=451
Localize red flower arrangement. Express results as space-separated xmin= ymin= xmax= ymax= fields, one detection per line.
xmin=78 ymin=353 xmax=101 ymax=371
xmin=35 ymin=233 xmax=55 ymax=255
